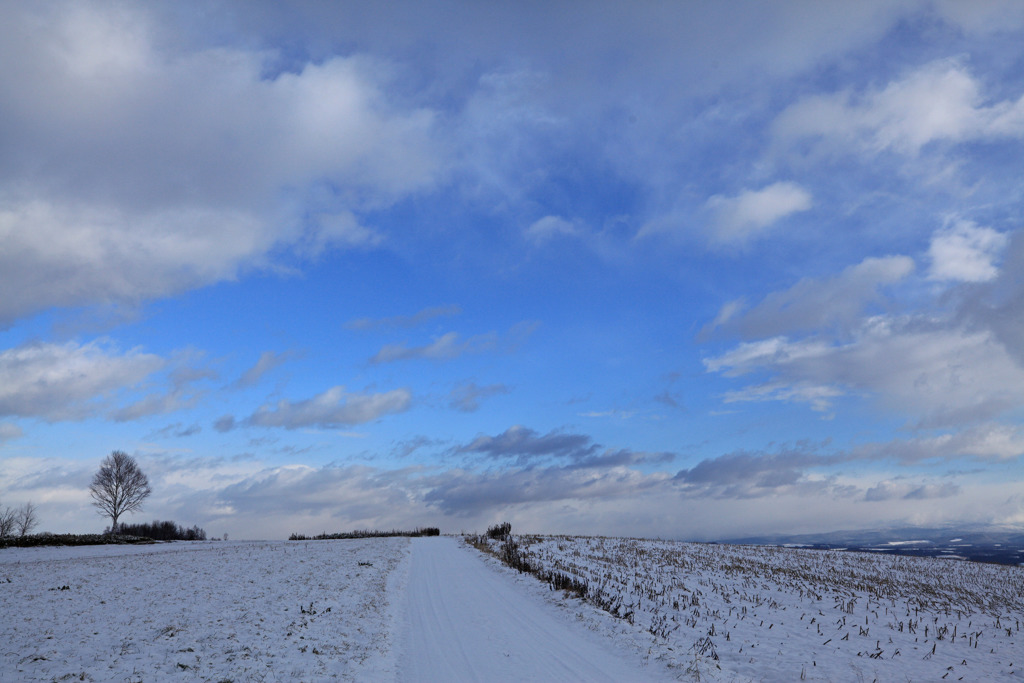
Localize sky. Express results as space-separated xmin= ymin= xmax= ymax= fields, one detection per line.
xmin=2 ymin=1 xmax=1024 ymax=541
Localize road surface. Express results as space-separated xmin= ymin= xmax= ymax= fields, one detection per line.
xmin=396 ymin=537 xmax=664 ymax=682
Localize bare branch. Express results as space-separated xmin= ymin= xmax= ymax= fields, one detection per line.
xmin=0 ymin=503 xmax=16 ymax=539
xmin=89 ymin=450 xmax=152 ymax=532
xmin=15 ymin=501 xmax=39 ymax=537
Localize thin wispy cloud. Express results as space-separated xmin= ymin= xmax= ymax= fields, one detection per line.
xmin=706 ymin=182 xmax=812 ymax=246
xmin=245 ymin=387 xmax=413 ymax=430
xmin=345 ymin=305 xmax=463 ymax=331
xmin=449 ymin=382 xmax=511 ymax=412
xmin=233 ymin=351 xmax=297 ymax=389
xmin=369 ymin=322 xmax=539 ymax=364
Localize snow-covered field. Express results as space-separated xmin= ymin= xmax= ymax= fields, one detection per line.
xmin=0 ymin=540 xmax=408 ymax=681
xmin=485 ymin=535 xmax=1024 ymax=681
xmin=3 ymin=535 xmax=1023 ymax=681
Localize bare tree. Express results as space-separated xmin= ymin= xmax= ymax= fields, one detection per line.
xmin=89 ymin=451 xmax=152 ymax=533
xmin=0 ymin=502 xmax=15 ymax=539
xmin=15 ymin=501 xmax=39 ymax=537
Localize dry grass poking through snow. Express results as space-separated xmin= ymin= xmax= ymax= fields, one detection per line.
xmin=0 ymin=539 xmax=408 ymax=682
xmin=475 ymin=535 xmax=1024 ymax=681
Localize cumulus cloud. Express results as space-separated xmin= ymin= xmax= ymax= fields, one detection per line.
xmin=345 ymin=305 xmax=462 ymax=331
xmin=773 ymin=59 xmax=1024 ymax=157
xmin=245 ymin=386 xmax=412 ymax=429
xmin=0 ymin=341 xmax=164 ymax=421
xmin=0 ymin=3 xmax=442 ymax=325
xmin=928 ymin=220 xmax=1008 ymax=282
xmin=706 ymin=182 xmax=812 ymax=245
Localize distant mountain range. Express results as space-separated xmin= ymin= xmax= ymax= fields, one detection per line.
xmin=718 ymin=524 xmax=1024 ymax=566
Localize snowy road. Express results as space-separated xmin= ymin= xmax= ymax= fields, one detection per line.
xmin=396 ymin=537 xmax=664 ymax=682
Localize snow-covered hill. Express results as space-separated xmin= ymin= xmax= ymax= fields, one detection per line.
xmin=475 ymin=534 xmax=1024 ymax=681
xmin=2 ymin=536 xmax=1022 ymax=681
xmin=0 ymin=540 xmax=407 ymax=681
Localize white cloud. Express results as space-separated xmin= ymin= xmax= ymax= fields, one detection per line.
xmin=0 ymin=3 xmax=442 ymax=324
xmin=703 ymin=255 xmax=914 ymax=339
xmin=853 ymin=423 xmax=1024 ymax=463
xmin=371 ymin=332 xmax=488 ymax=364
xmin=704 ymin=336 xmax=829 ymax=377
xmin=245 ymin=386 xmax=412 ymax=429
xmin=928 ymin=220 xmax=1008 ymax=282
xmin=706 ymin=182 xmax=812 ymax=245
xmin=0 ymin=202 xmax=273 ymax=323
xmin=706 ymin=317 xmax=1024 ymax=426
xmin=299 ymin=211 xmax=382 ymax=257
xmin=720 ymin=381 xmax=843 ymax=414
xmin=0 ymin=341 xmax=164 ymax=421
xmin=773 ymin=59 xmax=1024 ymax=157
xmin=4 ymin=444 xmax=1020 ymax=540
xmin=707 ymin=299 xmax=746 ymax=331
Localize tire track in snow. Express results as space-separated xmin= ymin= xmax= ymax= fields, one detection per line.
xmin=397 ymin=537 xmax=665 ymax=682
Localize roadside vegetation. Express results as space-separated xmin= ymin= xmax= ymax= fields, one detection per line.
xmin=467 ymin=528 xmax=1024 ymax=681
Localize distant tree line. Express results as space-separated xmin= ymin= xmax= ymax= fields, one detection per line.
xmin=289 ymin=527 xmax=440 ymax=541
xmin=115 ymin=520 xmax=207 ymax=541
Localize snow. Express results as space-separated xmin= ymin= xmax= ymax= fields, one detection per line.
xmin=397 ymin=537 xmax=669 ymax=681
xmin=3 ymin=535 xmax=1024 ymax=681
xmin=491 ymin=535 xmax=1024 ymax=681
xmin=0 ymin=539 xmax=409 ymax=681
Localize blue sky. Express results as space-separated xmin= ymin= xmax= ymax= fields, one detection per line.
xmin=3 ymin=1 xmax=1024 ymax=540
